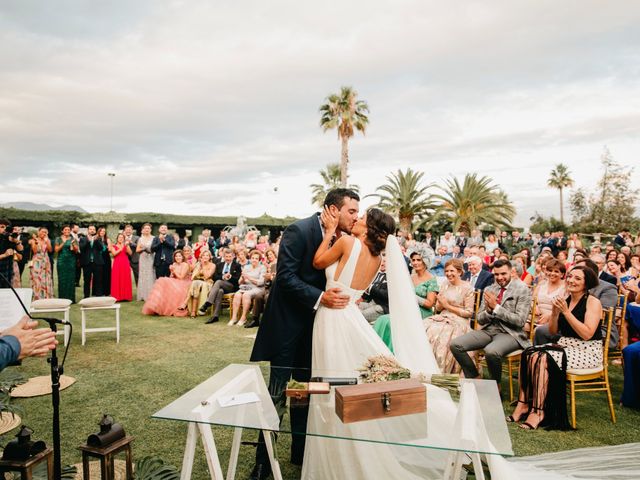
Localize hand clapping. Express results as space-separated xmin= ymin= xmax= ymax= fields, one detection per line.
xmin=484 ymin=291 xmax=497 ymax=310
xmin=551 ymin=295 xmax=569 ymax=314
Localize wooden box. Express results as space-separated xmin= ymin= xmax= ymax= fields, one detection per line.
xmin=335 ymin=379 xmax=426 ymax=424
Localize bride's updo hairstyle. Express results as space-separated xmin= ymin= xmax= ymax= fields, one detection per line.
xmin=365 ymin=208 xmax=396 ymax=256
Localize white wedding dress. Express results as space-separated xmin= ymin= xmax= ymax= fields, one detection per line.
xmin=301 ymin=237 xmax=457 ymax=479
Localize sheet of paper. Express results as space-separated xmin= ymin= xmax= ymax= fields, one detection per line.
xmin=217 ymin=392 xmax=261 ymax=408
xmin=0 ymin=288 xmax=32 ymax=330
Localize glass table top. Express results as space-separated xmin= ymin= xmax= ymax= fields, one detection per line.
xmin=152 ymin=364 xmax=513 ymax=456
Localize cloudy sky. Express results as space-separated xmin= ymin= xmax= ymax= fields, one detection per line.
xmin=1 ymin=0 xmax=639 ymax=226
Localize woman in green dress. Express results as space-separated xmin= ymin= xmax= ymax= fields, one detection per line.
xmin=54 ymin=225 xmax=78 ymax=302
xmin=374 ymin=245 xmax=439 ymax=351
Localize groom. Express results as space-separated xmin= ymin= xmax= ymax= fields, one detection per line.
xmin=249 ymin=188 xmax=359 ymax=480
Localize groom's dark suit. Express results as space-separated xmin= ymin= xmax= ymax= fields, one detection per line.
xmin=250 ymin=213 xmax=325 ymax=467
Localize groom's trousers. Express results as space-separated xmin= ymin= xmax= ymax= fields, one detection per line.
xmin=255 ymin=341 xmax=312 ymax=467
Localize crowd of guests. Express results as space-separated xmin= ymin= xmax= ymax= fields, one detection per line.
xmin=0 ymin=220 xmax=281 ymax=330
xmin=2 ymin=217 xmax=640 ymax=418
xmin=358 ymin=228 xmax=640 ymax=427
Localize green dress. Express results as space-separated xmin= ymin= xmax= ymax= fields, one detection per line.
xmin=55 ymin=237 xmax=77 ymax=302
xmin=373 ymin=276 xmax=439 ymax=352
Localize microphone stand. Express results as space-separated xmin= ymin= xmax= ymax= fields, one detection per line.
xmin=40 ymin=318 xmax=63 ymax=480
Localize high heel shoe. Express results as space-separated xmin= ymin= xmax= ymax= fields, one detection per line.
xmin=506 ymin=401 xmax=528 ymax=423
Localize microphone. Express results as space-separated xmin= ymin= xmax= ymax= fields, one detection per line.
xmin=30 ymin=316 xmax=69 ymax=326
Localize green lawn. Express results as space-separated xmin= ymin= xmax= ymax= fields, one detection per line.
xmin=8 ymin=285 xmax=639 ymax=479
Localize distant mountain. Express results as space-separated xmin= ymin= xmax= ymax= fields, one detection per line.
xmin=1 ymin=202 xmax=87 ymax=213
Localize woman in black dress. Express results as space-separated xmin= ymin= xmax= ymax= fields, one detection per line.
xmin=508 ymin=265 xmax=603 ymax=430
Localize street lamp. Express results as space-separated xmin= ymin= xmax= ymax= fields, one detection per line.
xmin=108 ymin=173 xmax=116 ymax=212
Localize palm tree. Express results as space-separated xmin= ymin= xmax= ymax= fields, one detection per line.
xmin=319 ymin=86 xmax=369 ymax=186
xmin=368 ymin=168 xmax=434 ymax=233
xmin=309 ymin=163 xmax=360 ymax=208
xmin=547 ymin=163 xmax=574 ymax=223
xmin=427 ymin=174 xmax=516 ymax=234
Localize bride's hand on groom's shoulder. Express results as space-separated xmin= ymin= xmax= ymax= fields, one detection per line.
xmin=321 ymin=206 xmax=338 ymax=234
xmin=321 ymin=287 xmax=350 ymax=309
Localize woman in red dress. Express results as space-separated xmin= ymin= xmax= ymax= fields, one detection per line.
xmin=109 ymin=233 xmax=133 ymax=302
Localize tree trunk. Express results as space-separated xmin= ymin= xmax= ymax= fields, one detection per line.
xmin=399 ymin=214 xmax=413 ymax=234
xmin=559 ymin=187 xmax=564 ymax=224
xmin=340 ymin=136 xmax=349 ymax=187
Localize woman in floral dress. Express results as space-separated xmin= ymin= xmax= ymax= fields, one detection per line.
xmin=30 ymin=227 xmax=53 ymax=300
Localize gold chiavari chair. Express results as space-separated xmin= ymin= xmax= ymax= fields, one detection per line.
xmin=609 ymin=292 xmax=629 ymax=363
xmin=566 ymin=307 xmax=617 ymax=429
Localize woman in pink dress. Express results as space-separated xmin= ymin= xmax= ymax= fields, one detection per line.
xmin=182 ymin=245 xmax=197 ymax=273
xmin=109 ymin=233 xmax=133 ymax=302
xmin=142 ymin=250 xmax=191 ymax=316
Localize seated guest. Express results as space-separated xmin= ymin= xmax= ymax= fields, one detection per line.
xmin=229 ymin=250 xmax=266 ymax=326
xmin=214 ymin=230 xmax=231 ymax=250
xmin=620 ymin=276 xmax=638 ymax=304
xmin=193 ymin=235 xmax=208 ymax=260
xmin=532 ymin=255 xmax=549 ymax=285
xmin=182 ymin=245 xmax=197 ymax=272
xmin=451 ymin=245 xmax=463 ymax=259
xmin=182 ymin=249 xmax=215 ymax=317
xmin=423 ymin=259 xmax=474 ymax=373
xmin=374 ymin=247 xmax=438 ymax=351
xmin=621 ymin=341 xmax=640 ymax=409
xmin=509 ymin=265 xmax=602 ymax=430
xmin=557 ymin=250 xmax=571 ymax=270
xmin=462 ymin=256 xmax=494 ymax=293
xmin=572 ymin=248 xmax=588 ymax=264
xmin=617 ymin=252 xmax=632 ymax=277
xmin=236 ymin=248 xmax=249 ymax=268
xmin=532 ymin=259 xmax=566 ymax=328
xmin=512 ymin=254 xmax=533 ymax=286
xmin=143 ymin=250 xmax=192 ymax=316
xmin=605 ymin=249 xmax=619 ymax=266
xmin=535 ymin=258 xmax=618 ymax=347
xmin=450 ymin=259 xmax=532 ymax=387
xmin=245 ymin=230 xmax=258 ymax=250
xmin=605 ymin=259 xmax=624 ymax=287
xmin=244 ymin=248 xmax=278 ymax=328
xmin=591 ymin=253 xmax=617 ymax=285
xmin=430 ymin=245 xmax=451 ymax=277
xmin=199 ymin=248 xmax=242 ymax=324
xmin=256 ymin=235 xmax=270 ymax=253
xmin=358 ymin=253 xmax=389 ymax=324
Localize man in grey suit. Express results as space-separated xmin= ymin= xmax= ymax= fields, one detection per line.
xmin=123 ymin=224 xmax=140 ymax=285
xmin=451 ymin=259 xmax=532 ymax=387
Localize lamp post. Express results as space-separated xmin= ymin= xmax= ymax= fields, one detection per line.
xmin=108 ymin=173 xmax=116 ymax=212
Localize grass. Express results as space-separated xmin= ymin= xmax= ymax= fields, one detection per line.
xmin=7 ymin=280 xmax=639 ymax=479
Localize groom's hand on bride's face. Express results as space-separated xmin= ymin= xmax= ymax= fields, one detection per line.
xmin=321 ymin=288 xmax=350 ymax=309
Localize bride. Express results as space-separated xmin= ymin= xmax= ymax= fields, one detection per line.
xmin=302 ymin=207 xmax=457 ymax=479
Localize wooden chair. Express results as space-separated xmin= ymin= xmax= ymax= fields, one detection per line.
xmin=609 ymin=292 xmax=628 ymax=363
xmin=471 ymin=289 xmax=482 ymax=330
xmin=475 ymin=298 xmax=537 ymax=403
xmin=566 ymin=307 xmax=616 ymax=429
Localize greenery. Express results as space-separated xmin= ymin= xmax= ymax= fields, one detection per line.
xmin=428 ymin=173 xmax=516 ymax=234
xmin=8 ymin=272 xmax=639 ymax=479
xmin=528 ymin=213 xmax=569 ymax=235
xmin=569 ymin=148 xmax=640 ymax=234
xmin=547 ymin=163 xmax=574 ymax=224
xmin=309 ymin=163 xmax=360 ymax=208
xmin=135 ymin=456 xmax=180 ymax=479
xmin=319 ymin=86 xmax=369 ymax=186
xmin=369 ymin=168 xmax=435 ymax=233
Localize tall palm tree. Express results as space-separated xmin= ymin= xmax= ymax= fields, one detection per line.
xmin=309 ymin=163 xmax=360 ymax=208
xmin=547 ymin=163 xmax=574 ymax=223
xmin=319 ymin=86 xmax=369 ymax=186
xmin=368 ymin=168 xmax=434 ymax=233
xmin=427 ymin=174 xmax=516 ymax=234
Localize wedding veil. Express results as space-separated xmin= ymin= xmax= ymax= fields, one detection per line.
xmin=385 ymin=235 xmax=441 ymax=377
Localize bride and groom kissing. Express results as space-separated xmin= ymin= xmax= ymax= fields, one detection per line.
xmin=250 ymin=188 xmax=400 ymax=479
